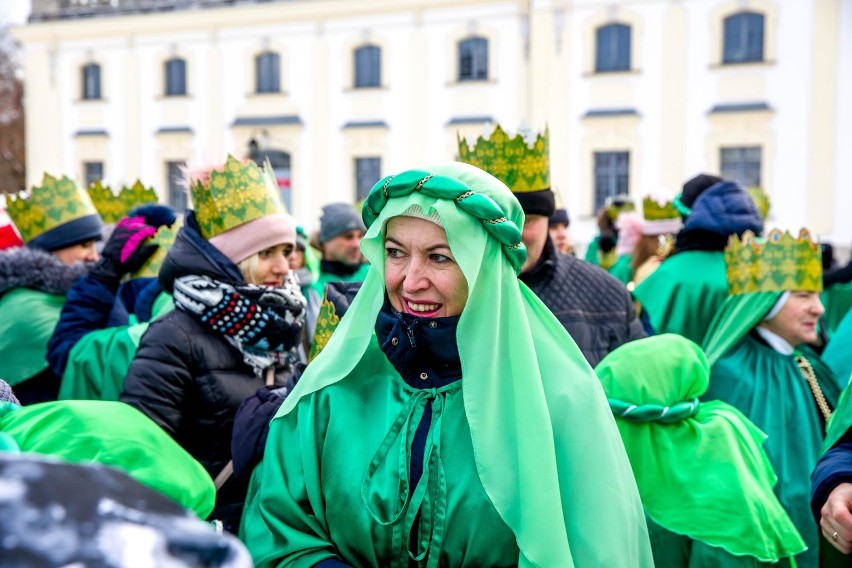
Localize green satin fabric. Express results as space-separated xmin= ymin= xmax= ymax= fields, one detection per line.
xmin=0 ymin=288 xmax=65 ymax=385
xmin=702 ymin=291 xmax=780 ymax=367
xmin=822 ymin=282 xmax=852 ymax=337
xmin=705 ymin=336 xmax=840 ymax=568
xmin=823 ymin=308 xmax=852 ymax=392
xmin=310 ymin=263 xmax=370 ymax=298
xmin=596 ymin=334 xmax=804 ymax=564
xmin=608 ymin=254 xmax=633 ymax=284
xmin=243 ymin=162 xmax=652 ymax=567
xmin=0 ymin=400 xmax=215 ymax=517
xmin=633 ymin=251 xmax=728 ymax=344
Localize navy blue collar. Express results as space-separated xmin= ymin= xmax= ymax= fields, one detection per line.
xmin=375 ymin=301 xmax=462 ymax=388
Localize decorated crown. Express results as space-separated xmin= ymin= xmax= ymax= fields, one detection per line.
xmin=457 ymin=124 xmax=550 ymax=193
xmin=642 ymin=196 xmax=679 ymax=221
xmin=746 ymin=186 xmax=771 ymax=220
xmin=725 ymin=229 xmax=822 ymax=296
xmin=88 ymin=180 xmax=159 ymax=224
xmin=6 ymin=173 xmax=99 ymax=243
xmin=129 ymin=218 xmax=182 ymax=280
xmin=605 ymin=194 xmax=635 ymax=221
xmin=190 ymin=155 xmax=286 ymax=239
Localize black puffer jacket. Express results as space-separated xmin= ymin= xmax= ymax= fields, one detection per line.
xmin=520 ymin=238 xmax=645 ymax=367
xmin=119 ymin=212 xmax=298 ymax=533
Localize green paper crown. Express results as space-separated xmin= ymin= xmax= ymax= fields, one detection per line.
xmin=642 ymin=197 xmax=679 ymax=221
xmin=130 ymin=218 xmax=182 ymax=279
xmin=191 ymin=155 xmax=286 ymax=239
xmin=606 ymin=195 xmax=635 ymax=221
xmin=88 ymin=180 xmax=158 ymax=224
xmin=746 ymin=186 xmax=771 ymax=220
xmin=6 ymin=173 xmax=99 ymax=243
xmin=457 ymin=125 xmax=550 ymax=193
xmin=725 ymin=229 xmax=822 ymax=296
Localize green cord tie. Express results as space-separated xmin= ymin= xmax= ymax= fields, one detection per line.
xmin=608 ymin=397 xmax=700 ymax=423
xmin=363 ymin=169 xmax=527 ymax=273
xmin=673 ymin=194 xmax=692 ymax=217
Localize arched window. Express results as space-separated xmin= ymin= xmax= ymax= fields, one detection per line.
xmin=82 ymin=63 xmax=101 ymax=100
xmin=595 ymin=23 xmax=631 ymax=72
xmin=723 ymin=12 xmax=765 ymax=63
xmin=255 ymin=52 xmax=280 ymax=93
xmin=354 ymin=45 xmax=381 ymax=88
xmin=164 ymin=57 xmax=187 ymax=96
xmin=458 ymin=37 xmax=488 ymax=81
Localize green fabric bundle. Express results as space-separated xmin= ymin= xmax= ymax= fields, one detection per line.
xmin=596 ymin=334 xmax=805 ymax=564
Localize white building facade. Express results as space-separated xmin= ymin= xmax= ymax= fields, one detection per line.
xmin=12 ymin=0 xmax=852 ymax=249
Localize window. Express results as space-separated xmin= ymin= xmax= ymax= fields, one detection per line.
xmin=167 ymin=161 xmax=187 ymax=212
xmin=164 ymin=57 xmax=186 ymax=96
xmin=82 ymin=63 xmax=101 ymax=100
xmin=84 ymin=161 xmax=103 ymax=187
xmin=595 ymin=23 xmax=631 ymax=72
xmin=723 ymin=12 xmax=765 ymax=63
xmin=458 ymin=37 xmax=488 ymax=81
xmin=354 ymin=45 xmax=381 ymax=88
xmin=355 ymin=157 xmax=381 ymax=202
xmin=593 ymin=152 xmax=629 ymax=213
xmin=249 ymin=148 xmax=292 ymax=211
xmin=720 ymin=146 xmax=761 ymax=187
xmin=255 ymin=51 xmax=280 ymax=93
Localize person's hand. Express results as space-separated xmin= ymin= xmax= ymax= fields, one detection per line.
xmin=90 ymin=216 xmax=158 ymax=284
xmin=821 ymin=482 xmax=852 ymax=553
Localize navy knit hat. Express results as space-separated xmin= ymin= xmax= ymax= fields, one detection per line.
xmin=549 ymin=208 xmax=570 ymax=228
xmin=319 ymin=203 xmax=366 ymax=244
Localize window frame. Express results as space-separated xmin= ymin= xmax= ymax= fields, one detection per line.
xmin=457 ymin=37 xmax=488 ymax=82
xmin=81 ymin=63 xmax=101 ymax=100
xmin=84 ymin=161 xmax=104 ymax=187
xmin=722 ymin=11 xmax=765 ymax=64
xmin=719 ymin=146 xmax=762 ymax=187
xmin=166 ymin=160 xmax=187 ymax=212
xmin=592 ymin=151 xmax=630 ymax=214
xmin=354 ymin=44 xmax=381 ymax=89
xmin=595 ymin=23 xmax=632 ymax=73
xmin=355 ymin=157 xmax=382 ymax=202
xmin=164 ymin=57 xmax=187 ymax=97
xmin=255 ymin=51 xmax=281 ymax=94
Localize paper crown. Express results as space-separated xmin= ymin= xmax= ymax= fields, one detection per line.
xmin=457 ymin=124 xmax=550 ymax=193
xmin=605 ymin=194 xmax=635 ymax=221
xmin=725 ymin=229 xmax=822 ymax=296
xmin=190 ymin=155 xmax=286 ymax=240
xmin=746 ymin=186 xmax=771 ymax=220
xmin=642 ymin=196 xmax=679 ymax=222
xmin=129 ymin=218 xmax=182 ymax=279
xmin=88 ymin=180 xmax=159 ymax=224
xmin=6 ymin=174 xmax=99 ymax=243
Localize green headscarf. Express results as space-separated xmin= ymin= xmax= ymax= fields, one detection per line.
xmin=702 ymin=291 xmax=781 ymax=366
xmin=596 ymin=334 xmax=805 ymax=562
xmin=273 ymin=162 xmax=652 ymax=567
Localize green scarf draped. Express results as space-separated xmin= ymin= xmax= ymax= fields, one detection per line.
xmin=702 ymin=291 xmax=780 ymax=367
xmin=596 ymin=334 xmax=805 ymax=563
xmin=250 ymin=162 xmax=652 ymax=567
xmin=823 ymin=309 xmax=852 ymax=395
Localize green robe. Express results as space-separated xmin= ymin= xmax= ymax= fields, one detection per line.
xmin=633 ymin=250 xmax=728 ymax=344
xmin=0 ymin=288 xmax=65 ymax=385
xmin=310 ymin=263 xmax=370 ymax=298
xmin=608 ymin=254 xmax=633 ymax=284
xmin=705 ymin=336 xmax=841 ymax=568
xmin=822 ymin=282 xmax=852 ymax=337
xmin=823 ymin=308 xmax=852 ymax=390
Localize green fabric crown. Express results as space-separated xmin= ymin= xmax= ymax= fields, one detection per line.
xmin=88 ymin=179 xmax=158 ymax=224
xmin=456 ymin=125 xmax=550 ymax=193
xmin=6 ymin=173 xmax=99 ymax=243
xmin=726 ymin=229 xmax=822 ymax=295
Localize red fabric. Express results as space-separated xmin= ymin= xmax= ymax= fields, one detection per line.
xmin=0 ymin=224 xmax=23 ymax=249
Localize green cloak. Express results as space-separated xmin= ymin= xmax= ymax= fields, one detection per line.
xmin=0 ymin=288 xmax=65 ymax=385
xmin=608 ymin=253 xmax=633 ymax=284
xmin=822 ymin=308 xmax=852 ymax=389
xmin=822 ymin=282 xmax=852 ymax=338
xmin=310 ymin=263 xmax=370 ymax=298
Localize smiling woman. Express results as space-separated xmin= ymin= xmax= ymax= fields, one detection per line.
xmin=241 ymin=162 xmax=653 ymax=567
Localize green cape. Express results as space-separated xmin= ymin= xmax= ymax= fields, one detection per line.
xmin=309 ymin=263 xmax=370 ymax=298
xmin=0 ymin=288 xmax=65 ymax=385
xmin=596 ymin=334 xmax=804 ymax=564
xmin=822 ymin=282 xmax=852 ymax=337
xmin=245 ymin=162 xmax=652 ymax=567
xmin=608 ymin=253 xmax=633 ymax=284
xmin=633 ymin=250 xmax=728 ymax=344
xmin=822 ymin=308 xmax=852 ymax=391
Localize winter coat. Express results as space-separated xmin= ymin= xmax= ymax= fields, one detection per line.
xmin=120 ymin=212 xmax=298 ymax=534
xmin=519 ymin=238 xmax=645 ymax=367
xmin=0 ymin=247 xmax=88 ymax=404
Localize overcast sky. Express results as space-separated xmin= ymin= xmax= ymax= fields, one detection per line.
xmin=0 ymin=1 xmax=31 ymax=27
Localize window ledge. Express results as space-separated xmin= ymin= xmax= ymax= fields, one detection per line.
xmin=344 ymin=85 xmax=388 ymax=93
xmin=156 ymin=94 xmax=193 ymax=101
xmin=246 ymin=91 xmax=288 ymax=98
xmin=582 ymin=69 xmax=641 ymax=78
xmin=447 ymin=78 xmax=497 ymax=87
xmin=710 ymin=59 xmax=776 ymax=69
xmin=75 ymin=98 xmax=107 ymax=104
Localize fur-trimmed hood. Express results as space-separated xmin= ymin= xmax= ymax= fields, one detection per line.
xmin=0 ymin=247 xmax=90 ymax=297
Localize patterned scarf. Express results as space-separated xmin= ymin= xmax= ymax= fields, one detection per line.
xmin=173 ymin=273 xmax=306 ymax=376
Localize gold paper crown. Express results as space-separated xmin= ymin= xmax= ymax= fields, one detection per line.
xmin=725 ymin=229 xmax=822 ymax=296
xmin=88 ymin=180 xmax=159 ymax=224
xmin=191 ymin=155 xmax=286 ymax=239
xmin=642 ymin=196 xmax=680 ymax=221
xmin=129 ymin=218 xmax=182 ymax=279
xmin=6 ymin=173 xmax=99 ymax=243
xmin=457 ymin=125 xmax=550 ymax=193
xmin=606 ymin=195 xmax=635 ymax=221
xmin=746 ymin=186 xmax=771 ymax=220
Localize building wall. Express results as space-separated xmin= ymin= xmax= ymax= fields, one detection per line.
xmin=12 ymin=0 xmax=850 ymax=252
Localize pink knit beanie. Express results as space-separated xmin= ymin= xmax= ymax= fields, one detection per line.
xmin=209 ymin=213 xmax=296 ymax=264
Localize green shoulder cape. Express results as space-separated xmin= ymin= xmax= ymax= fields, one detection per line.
xmin=0 ymin=288 xmax=65 ymax=385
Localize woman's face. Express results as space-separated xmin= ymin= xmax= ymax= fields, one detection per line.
xmin=288 ymin=247 xmax=306 ymax=270
xmin=250 ymin=243 xmax=293 ymax=287
xmin=761 ymin=291 xmax=825 ymax=346
xmin=384 ymin=216 xmax=468 ymax=318
xmin=53 ymin=240 xmax=99 ymax=265
xmin=549 ymin=222 xmax=571 ymax=254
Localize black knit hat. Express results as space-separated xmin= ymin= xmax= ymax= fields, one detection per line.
xmin=549 ymin=208 xmax=570 ymax=227
xmin=681 ymin=174 xmax=723 ymax=210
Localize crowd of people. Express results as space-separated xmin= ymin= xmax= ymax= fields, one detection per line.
xmin=1 ymin=124 xmax=852 ymax=567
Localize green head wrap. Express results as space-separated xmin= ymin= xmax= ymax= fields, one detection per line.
xmin=275 ymin=162 xmax=652 ymax=566
xmin=596 ymin=334 xmax=805 ymax=562
xmin=702 ymin=291 xmax=781 ymax=366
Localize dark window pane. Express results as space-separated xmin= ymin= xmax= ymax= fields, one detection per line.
xmin=249 ymin=149 xmax=292 ymax=211
xmin=256 ymin=52 xmax=280 ymax=93
xmin=82 ymin=63 xmax=101 ymax=100
xmin=595 ymin=24 xmax=631 ymax=72
xmin=354 ymin=45 xmax=381 ymax=88
xmin=723 ymin=12 xmax=764 ymax=63
xmin=720 ymin=146 xmax=762 ymax=187
xmin=167 ymin=161 xmax=187 ymax=212
xmin=355 ymin=157 xmax=381 ymax=202
xmin=84 ymin=161 xmax=103 ymax=187
xmin=165 ymin=58 xmax=186 ymax=96
xmin=593 ymin=151 xmax=629 ymax=213
xmin=458 ymin=37 xmax=488 ymax=81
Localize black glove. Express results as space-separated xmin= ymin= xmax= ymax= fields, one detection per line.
xmin=90 ymin=216 xmax=158 ymax=285
xmin=231 ymin=386 xmax=288 ymax=479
